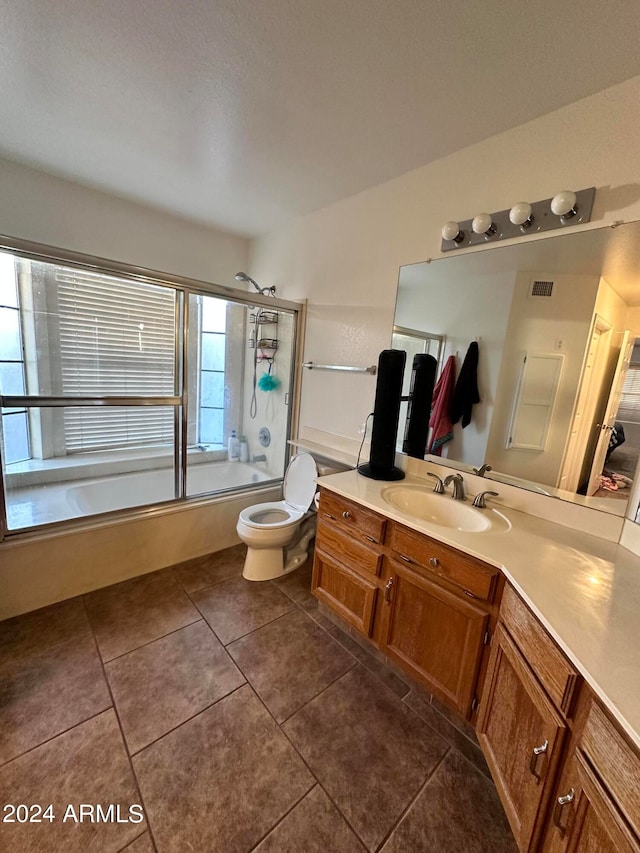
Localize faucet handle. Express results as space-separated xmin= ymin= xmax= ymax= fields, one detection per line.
xmin=472 ymin=490 xmax=499 ymax=509
xmin=473 ymin=464 xmax=493 ymax=477
xmin=427 ymin=473 xmax=445 ymax=494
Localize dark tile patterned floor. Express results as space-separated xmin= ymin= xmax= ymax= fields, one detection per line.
xmin=0 ymin=548 xmax=516 ymax=852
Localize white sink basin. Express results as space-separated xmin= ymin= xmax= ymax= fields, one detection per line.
xmin=380 ymin=484 xmax=510 ymax=534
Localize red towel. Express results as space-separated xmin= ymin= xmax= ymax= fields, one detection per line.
xmin=429 ymin=355 xmax=456 ymax=455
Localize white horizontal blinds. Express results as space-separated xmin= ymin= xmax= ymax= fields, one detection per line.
xmin=56 ymin=268 xmax=176 ymax=451
xmin=618 ymin=366 xmax=640 ymax=423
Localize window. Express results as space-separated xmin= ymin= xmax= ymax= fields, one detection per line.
xmin=0 ymin=254 xmax=30 ymax=464
xmin=0 ymin=241 xmax=299 ymax=534
xmin=198 ymin=296 xmax=226 ymax=446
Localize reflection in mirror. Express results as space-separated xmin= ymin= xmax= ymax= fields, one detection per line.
xmin=392 ymin=221 xmax=640 ymax=517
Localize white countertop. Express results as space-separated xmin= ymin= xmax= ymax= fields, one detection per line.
xmin=317 ymin=468 xmax=640 ymax=750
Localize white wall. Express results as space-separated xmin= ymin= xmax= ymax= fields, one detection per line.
xmin=485 ymin=272 xmax=600 ymax=486
xmin=250 ymin=76 xmax=640 ymax=458
xmin=0 ymin=158 xmax=249 ymax=285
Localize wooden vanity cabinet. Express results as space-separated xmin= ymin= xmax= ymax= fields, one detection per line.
xmin=382 ymin=557 xmax=489 ymax=716
xmin=542 ymin=698 xmax=640 ymax=853
xmin=312 ymin=492 xmax=385 ymax=636
xmin=477 ymin=622 xmax=568 ymax=851
xmin=312 ymin=487 xmax=501 ymax=719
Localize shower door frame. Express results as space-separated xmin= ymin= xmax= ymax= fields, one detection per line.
xmin=0 ymin=234 xmax=303 ymax=542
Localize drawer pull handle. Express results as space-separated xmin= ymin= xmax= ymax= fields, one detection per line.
xmin=429 ymin=557 xmax=439 ymax=568
xmin=464 ymin=589 xmax=479 ymax=599
xmin=553 ymin=788 xmax=575 ymax=835
xmin=529 ymin=739 xmax=549 ymax=782
xmin=365 ymin=535 xmax=376 ymax=543
xmin=384 ymin=577 xmax=394 ymax=603
xmin=324 ymin=513 xmax=335 ymax=520
xmin=400 ymin=554 xmax=413 ymax=564
xmin=342 ymin=511 xmax=351 ymax=519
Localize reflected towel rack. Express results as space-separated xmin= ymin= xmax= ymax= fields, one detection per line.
xmin=302 ymin=361 xmax=377 ymax=375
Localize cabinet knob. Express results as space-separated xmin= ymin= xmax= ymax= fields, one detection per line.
xmin=529 ymin=739 xmax=549 ymax=782
xmin=553 ymin=788 xmax=575 ymax=835
xmin=429 ymin=557 xmax=439 ymax=568
xmin=342 ymin=511 xmax=351 ymax=519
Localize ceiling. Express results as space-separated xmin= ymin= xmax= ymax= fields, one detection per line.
xmin=2 ymin=1 xmax=640 ymax=238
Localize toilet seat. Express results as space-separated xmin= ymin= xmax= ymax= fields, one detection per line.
xmin=238 ymin=499 xmax=303 ymax=529
xmin=238 ymin=453 xmax=317 ymax=530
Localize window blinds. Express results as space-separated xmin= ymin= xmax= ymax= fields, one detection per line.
xmin=618 ymin=365 xmax=640 ymax=424
xmin=56 ymin=269 xmax=176 ymax=451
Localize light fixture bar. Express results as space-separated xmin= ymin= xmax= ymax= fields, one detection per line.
xmin=440 ymin=187 xmax=595 ymax=252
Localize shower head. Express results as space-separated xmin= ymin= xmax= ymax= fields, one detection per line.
xmin=235 ymin=272 xmax=276 ymax=297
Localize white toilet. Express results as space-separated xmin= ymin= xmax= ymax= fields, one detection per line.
xmin=237 ymin=452 xmax=318 ymax=581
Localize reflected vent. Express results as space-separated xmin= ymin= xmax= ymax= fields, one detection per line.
xmin=529 ymin=279 xmax=555 ymax=298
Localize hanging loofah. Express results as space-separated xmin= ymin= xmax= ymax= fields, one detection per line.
xmin=258 ymin=372 xmax=281 ymax=391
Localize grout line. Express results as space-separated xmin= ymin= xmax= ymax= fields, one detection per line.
xmin=248 ymin=783 xmax=319 ymax=851
xmin=129 ymin=682 xmax=247 ymax=758
xmin=243 ymin=681 xmax=368 ymax=850
xmin=276 ymin=660 xmax=358 ymax=725
xmin=374 ymin=747 xmax=451 ymax=852
xmin=83 ymin=569 xmax=175 ymax=607
xmin=83 ymin=598 xmax=161 ymax=853
xmin=0 ymin=706 xmax=113 ymax=770
xmin=170 ymin=565 xmax=245 ymax=597
xmin=101 ymin=618 xmax=204 ymax=665
xmin=223 ymin=605 xmax=305 ymax=651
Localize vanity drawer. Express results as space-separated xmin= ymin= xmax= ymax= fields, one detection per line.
xmin=316 ymin=518 xmax=383 ymax=577
xmin=318 ymin=489 xmax=386 ymax=545
xmin=500 ymin=584 xmax=580 ymax=716
xmin=387 ymin=522 xmax=499 ymax=603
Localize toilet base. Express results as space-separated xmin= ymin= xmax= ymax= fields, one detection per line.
xmin=242 ymin=515 xmax=317 ymax=581
xmin=242 ymin=545 xmax=287 ymax=581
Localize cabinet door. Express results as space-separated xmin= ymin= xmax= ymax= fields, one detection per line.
xmin=382 ymin=561 xmax=488 ymax=716
xmin=312 ymin=548 xmax=377 ymax=636
xmin=545 ymin=751 xmax=640 ymax=853
xmin=477 ymin=623 xmax=566 ymax=851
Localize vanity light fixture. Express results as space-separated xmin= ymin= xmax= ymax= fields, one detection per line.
xmin=551 ymin=190 xmax=578 ymax=220
xmin=440 ymin=187 xmax=595 ymax=252
xmin=509 ymin=202 xmax=534 ymax=229
xmin=441 ymin=221 xmax=465 ymax=244
xmin=472 ymin=213 xmax=497 ymax=237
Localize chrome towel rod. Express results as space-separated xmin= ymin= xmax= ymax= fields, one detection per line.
xmin=302 ymin=361 xmax=377 ymax=375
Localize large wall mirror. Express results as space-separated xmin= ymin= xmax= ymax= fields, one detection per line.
xmin=392 ymin=220 xmax=640 ymax=517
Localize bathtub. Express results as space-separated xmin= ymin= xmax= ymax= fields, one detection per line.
xmin=6 ymin=461 xmax=274 ymax=529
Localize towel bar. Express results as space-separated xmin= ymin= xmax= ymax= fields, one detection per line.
xmin=302 ymin=361 xmax=377 ymax=375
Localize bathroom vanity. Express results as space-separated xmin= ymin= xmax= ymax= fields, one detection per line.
xmin=312 ymin=472 xmax=640 ymax=852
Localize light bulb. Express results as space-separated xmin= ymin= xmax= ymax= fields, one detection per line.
xmin=441 ymin=221 xmax=464 ymax=243
xmin=472 ymin=213 xmax=496 ymax=237
xmin=551 ymin=190 xmax=577 ymax=218
xmin=509 ymin=202 xmax=533 ymax=228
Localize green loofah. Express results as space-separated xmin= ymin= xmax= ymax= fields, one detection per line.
xmin=258 ymin=372 xmax=281 ymax=391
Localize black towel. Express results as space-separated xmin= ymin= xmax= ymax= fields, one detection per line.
xmin=451 ymin=341 xmax=480 ymax=428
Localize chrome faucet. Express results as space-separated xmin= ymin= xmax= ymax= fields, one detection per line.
xmin=443 ymin=473 xmax=465 ymax=501
xmin=473 ymin=464 xmax=493 ymax=477
xmin=472 ymin=490 xmax=499 ymax=508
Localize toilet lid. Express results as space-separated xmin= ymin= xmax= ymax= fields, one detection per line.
xmin=283 ymin=452 xmax=318 ymax=512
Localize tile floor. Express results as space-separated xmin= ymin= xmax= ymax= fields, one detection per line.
xmin=0 ymin=544 xmax=517 ymax=853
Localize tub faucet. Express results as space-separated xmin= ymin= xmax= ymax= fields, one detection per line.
xmin=443 ymin=473 xmax=466 ymax=501
xmin=252 ymin=454 xmax=267 ymax=463
xmin=473 ymin=464 xmax=492 ymax=477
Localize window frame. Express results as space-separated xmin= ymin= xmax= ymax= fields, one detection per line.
xmin=0 ymin=234 xmax=302 ymax=541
